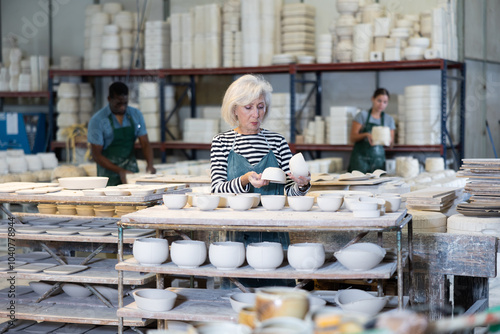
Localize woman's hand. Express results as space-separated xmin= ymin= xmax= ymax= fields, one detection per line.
xmin=242 ymin=171 xmax=269 ymax=188
xmin=366 ymin=133 xmax=374 ymax=146
xmin=287 ymin=172 xmax=311 ymax=188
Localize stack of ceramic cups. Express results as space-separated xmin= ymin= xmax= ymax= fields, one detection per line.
xmin=222 ymin=0 xmax=241 ymax=68
xmin=101 ymin=24 xmax=121 ymax=69
xmin=8 ymin=48 xmax=22 ymax=91
xmin=56 ymin=82 xmax=80 ymax=141
xmin=316 ymin=34 xmax=333 ymax=63
xmin=139 ymin=82 xmax=160 ymax=142
xmin=404 ymin=85 xmax=441 ymax=145
xmin=281 ymin=3 xmax=315 ymax=60
xmin=79 ymin=83 xmax=94 ymax=124
xmin=145 ymin=21 xmax=170 ymax=69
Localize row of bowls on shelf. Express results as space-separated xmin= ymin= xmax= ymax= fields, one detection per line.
xmin=133 ymin=238 xmax=386 ymax=273
xmin=29 ymin=281 xmax=118 ymax=300
xmin=38 ymin=203 xmax=146 ymax=217
xmin=162 ymin=192 xmax=402 ymax=213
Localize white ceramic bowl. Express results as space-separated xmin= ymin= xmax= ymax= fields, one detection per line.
xmin=287 ymin=196 xmax=314 ymax=211
xmin=230 ymin=292 xmax=256 ymax=312
xmin=408 ymin=37 xmax=430 ymax=48
xmin=316 ymin=194 xmax=343 ymax=212
xmin=246 ymin=242 xmax=284 ymax=271
xmin=287 ymin=243 xmax=325 ymax=272
xmin=375 ymin=195 xmax=402 ymax=212
xmin=58 ymin=177 xmax=109 ymax=190
xmin=261 ymin=195 xmax=286 ymax=211
xmin=239 ymin=193 xmax=261 ymax=208
xmin=334 ymin=289 xmax=387 ymax=317
xmin=62 ymin=283 xmax=92 ymax=298
xmin=228 ymin=195 xmax=254 ymax=211
xmin=353 ymin=209 xmax=380 ymax=218
xmin=196 ymin=195 xmax=220 ymax=211
xmin=289 ymin=153 xmax=309 ymax=177
xmin=334 ymin=243 xmax=386 ymax=271
xmin=132 ymin=288 xmax=177 ymax=312
xmin=209 ymin=241 xmax=246 ymax=270
xmin=262 ymin=167 xmax=286 ymax=184
xmin=133 ymin=238 xmax=169 ymax=266
xmin=29 ymin=281 xmax=61 ymax=295
xmin=217 ymin=193 xmax=236 ymax=208
xmin=171 ymin=240 xmax=207 ymax=268
xmin=347 ymin=196 xmax=379 ymax=211
xmin=163 ymin=194 xmax=188 ymax=209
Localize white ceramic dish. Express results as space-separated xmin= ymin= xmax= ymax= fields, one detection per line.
xmin=334 ymin=289 xmax=387 ymax=317
xmin=62 ymin=283 xmax=92 ymax=298
xmin=132 ymin=288 xmax=177 ymax=311
xmin=163 ymin=194 xmax=188 ymax=209
xmin=133 ymin=238 xmax=169 ymax=266
xmin=261 ymin=195 xmax=286 ymax=211
xmin=287 ymin=243 xmax=325 ymax=272
xmin=196 ymin=195 xmax=220 ymax=211
xmin=78 ymin=228 xmax=114 ymax=236
xmin=334 ymin=242 xmax=386 ymax=271
xmin=209 ymin=241 xmax=245 ymax=270
xmin=289 ymin=153 xmax=309 ymax=177
xmin=246 ymin=242 xmax=284 ymax=271
xmin=287 ymin=196 xmax=314 ymax=211
xmin=43 ymin=265 xmax=89 ymax=275
xmin=228 ymin=195 xmax=254 ymax=211
xmin=170 ymin=240 xmax=207 ymax=268
xmin=16 ymin=263 xmax=57 ymax=273
xmin=58 ymin=177 xmax=109 ymax=190
xmin=229 ymin=292 xmax=256 ymax=312
xmin=262 ymin=167 xmax=286 ymax=184
xmin=316 ymin=194 xmax=344 ymax=212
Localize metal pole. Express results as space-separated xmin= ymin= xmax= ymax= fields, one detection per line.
xmin=48 ymin=0 xmax=53 ymax=65
xmin=290 ymin=71 xmax=296 ymax=143
xmin=159 ymin=77 xmax=166 ymax=162
xmin=441 ymin=60 xmax=448 ymax=162
xmin=118 ymin=224 xmax=124 ymax=334
xmin=459 ymin=63 xmax=466 ymax=162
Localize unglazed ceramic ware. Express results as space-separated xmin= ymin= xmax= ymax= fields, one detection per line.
xmin=334 ymin=289 xmax=387 ymax=317
xmin=255 ymin=287 xmax=309 ymax=321
xmin=209 ymin=241 xmax=245 ymax=270
xmin=133 ymin=288 xmax=177 ymax=311
xmin=334 ymin=242 xmax=386 ymax=271
xmin=170 ymin=240 xmax=207 ymax=268
xmin=246 ymin=242 xmax=283 ymax=271
xmin=133 ymin=238 xmax=169 ymax=266
xmin=287 ymin=243 xmax=325 ymax=272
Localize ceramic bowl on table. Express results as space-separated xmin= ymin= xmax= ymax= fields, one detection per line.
xmin=217 ymin=193 xmax=236 ymax=208
xmin=287 ymin=196 xmax=314 ymax=211
xmin=163 ymin=194 xmax=188 ymax=209
xmin=316 ymin=194 xmax=343 ymax=212
xmin=196 ymin=194 xmax=220 ymax=211
xmin=230 ymin=292 xmax=257 ymax=312
xmin=132 ymin=288 xmax=177 ymax=311
xmin=334 ymin=242 xmax=386 ymax=271
xmin=170 ymin=240 xmax=207 ymax=268
xmin=261 ymin=195 xmax=286 ymax=211
xmin=334 ymin=289 xmax=387 ymax=317
xmin=133 ymin=237 xmax=169 ymax=266
xmin=375 ymin=194 xmax=402 ymax=212
xmin=209 ymin=241 xmax=245 ymax=270
xmin=228 ymin=195 xmax=254 ymax=211
xmin=238 ymin=193 xmax=261 ymax=208
xmin=246 ymin=242 xmax=284 ymax=271
xmin=287 ymin=243 xmax=325 ymax=272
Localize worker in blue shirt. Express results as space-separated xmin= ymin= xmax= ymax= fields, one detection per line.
xmin=88 ymin=82 xmax=156 ymax=186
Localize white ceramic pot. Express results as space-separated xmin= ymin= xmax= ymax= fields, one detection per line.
xmin=262 ymin=167 xmax=286 ymax=184
xmin=316 ymin=194 xmax=343 ymax=212
xmin=229 ymin=292 xmax=257 ymax=312
xmin=261 ymin=195 xmax=286 ymax=211
xmin=289 ymin=153 xmax=309 ymax=177
xmin=334 ymin=242 xmax=386 ymax=271
xmin=196 ymin=195 xmax=220 ymax=211
xmin=287 ymin=243 xmax=325 ymax=272
xmin=133 ymin=238 xmax=169 ymax=266
xmin=246 ymin=242 xmax=284 ymax=271
xmin=171 ymin=240 xmax=207 ymax=268
xmin=209 ymin=241 xmax=245 ymax=270
xmin=163 ymin=194 xmax=188 ymax=209
xmin=238 ymin=193 xmax=261 ymax=208
xmin=287 ymin=196 xmax=314 ymax=211
xmin=334 ymin=289 xmax=387 ymax=317
xmin=228 ymin=194 xmax=254 ymax=211
xmin=132 ymin=288 xmax=177 ymax=312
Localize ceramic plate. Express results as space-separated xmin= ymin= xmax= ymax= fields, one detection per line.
xmin=16 ymin=263 xmax=58 ymax=273
xmin=111 ymin=228 xmax=155 ymax=237
xmin=78 ymin=228 xmax=114 ymax=236
xmin=15 ymin=226 xmax=47 ymax=234
xmin=16 ymin=188 xmax=49 ymax=195
xmin=338 ymin=174 xmax=371 ymax=181
xmin=45 ymin=227 xmax=82 ymax=235
xmin=43 ymin=264 xmax=89 ymax=275
xmin=15 ymin=251 xmax=52 ymax=262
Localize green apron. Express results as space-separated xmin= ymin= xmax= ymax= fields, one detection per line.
xmin=348 ymin=109 xmax=386 ymax=173
xmin=97 ymin=113 xmax=139 ymax=186
xmin=224 ymin=131 xmax=293 ymax=288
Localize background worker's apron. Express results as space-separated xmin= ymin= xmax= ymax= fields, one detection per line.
xmin=348 ymin=109 xmax=386 ymax=173
xmin=224 ymin=133 xmax=293 ymax=287
xmin=97 ymin=114 xmax=139 ymax=186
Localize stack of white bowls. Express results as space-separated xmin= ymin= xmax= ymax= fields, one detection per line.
xmin=327 ymin=106 xmax=357 ymax=144
xmin=404 ymin=37 xmax=430 ymax=60
xmin=281 ymin=3 xmax=316 ymax=60
xmin=25 ymin=154 xmax=43 ymax=172
xmin=79 ymin=83 xmax=94 ymax=124
xmin=241 ymin=0 xmax=260 ymax=67
xmin=0 ymin=68 xmax=9 ymax=91
xmin=404 ymin=85 xmax=441 ymax=145
xmin=262 ymin=93 xmax=291 ymax=142
xmin=145 ymin=21 xmax=170 ymax=70
xmin=221 ymin=1 xmax=241 ymax=68
xmin=101 ymin=24 xmax=121 ymax=69
xmin=352 ymin=23 xmax=373 ymax=62
xmin=8 ymin=48 xmax=22 ymax=92
xmin=7 ymin=155 xmax=28 ymax=174
xmin=114 ymin=11 xmax=137 ymax=69
xmin=316 ymin=34 xmax=332 ymax=63
xmin=56 ymin=82 xmax=80 ymax=141
xmin=139 ymin=82 xmax=160 ymax=142
xmin=83 ymin=4 xmax=102 ymax=69
xmin=88 ymin=12 xmax=109 ymax=69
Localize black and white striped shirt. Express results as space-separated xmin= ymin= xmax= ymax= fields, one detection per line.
xmin=210 ymin=129 xmax=306 ymax=195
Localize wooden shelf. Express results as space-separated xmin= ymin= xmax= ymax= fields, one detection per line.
xmin=0 ymin=91 xmax=50 ymax=98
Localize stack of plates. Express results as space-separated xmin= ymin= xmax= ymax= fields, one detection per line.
xmin=316 ymin=34 xmax=332 ymax=63
xmin=281 ymin=3 xmax=315 ymax=60
xmin=222 ymin=1 xmax=242 ymax=68
xmin=404 ymin=85 xmax=441 ymax=145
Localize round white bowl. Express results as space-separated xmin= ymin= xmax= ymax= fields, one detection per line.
xmin=316 ymin=194 xmax=343 ymax=212
xmin=58 ymin=177 xmax=109 ymax=190
xmin=230 ymin=292 xmax=256 ymax=312
xmin=171 ymin=240 xmax=207 ymax=268
xmin=163 ymin=194 xmax=188 ymax=209
xmin=29 ymin=281 xmax=61 ymax=295
xmin=262 ymin=167 xmax=286 ymax=184
xmin=289 ymin=153 xmax=309 ymax=177
xmin=209 ymin=241 xmax=246 ymax=270
xmin=334 ymin=243 xmax=386 ymax=271
xmin=408 ymin=37 xmax=430 ymax=48
xmin=62 ymin=283 xmax=92 ymax=298
xmin=132 ymin=288 xmax=177 ymax=312
xmin=228 ymin=195 xmax=254 ymax=211
xmin=261 ymin=195 xmax=286 ymax=211
xmin=239 ymin=193 xmax=261 ymax=208
xmin=217 ymin=193 xmax=236 ymax=208
xmin=287 ymin=243 xmax=325 ymax=272
xmin=334 ymin=289 xmax=387 ymax=317
xmin=375 ymin=195 xmax=402 ymax=212
xmin=288 ymin=196 xmax=314 ymax=211
xmin=346 ymin=196 xmax=379 ymax=211
xmin=246 ymin=242 xmax=284 ymax=271
xmin=133 ymin=238 xmax=169 ymax=266
xmin=196 ymin=195 xmax=220 ymax=211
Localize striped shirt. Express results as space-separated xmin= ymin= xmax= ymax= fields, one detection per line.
xmin=210 ymin=129 xmax=307 ymax=195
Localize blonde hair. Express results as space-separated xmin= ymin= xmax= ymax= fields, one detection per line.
xmin=221 ymin=74 xmax=273 ymax=127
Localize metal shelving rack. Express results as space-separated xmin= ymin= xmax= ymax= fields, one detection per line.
xmin=48 ymin=59 xmax=466 ymax=165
